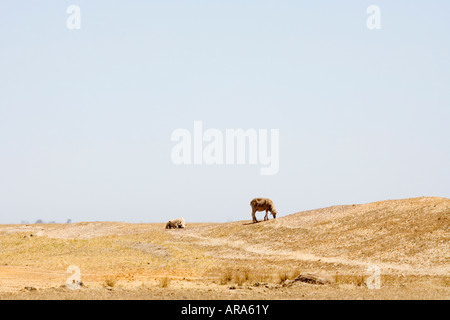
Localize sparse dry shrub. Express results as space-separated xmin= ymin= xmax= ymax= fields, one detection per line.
xmin=248 ymin=271 xmax=272 ymax=284
xmin=334 ymin=274 xmax=366 ymax=287
xmin=275 ymin=269 xmax=300 ymax=284
xmin=220 ymin=268 xmax=278 ymax=286
xmin=276 ymin=271 xmax=290 ymax=284
xmin=220 ymin=268 xmax=251 ymax=286
xmin=220 ymin=269 xmax=234 ymax=285
xmin=233 ymin=271 xmax=248 ymax=286
xmin=159 ymin=277 xmax=170 ymax=288
xmin=104 ymin=278 xmax=117 ymax=288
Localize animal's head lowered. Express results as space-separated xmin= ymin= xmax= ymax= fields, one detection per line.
xmin=271 ymin=208 xmax=278 ymax=219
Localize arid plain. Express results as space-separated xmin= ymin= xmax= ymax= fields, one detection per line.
xmin=0 ymin=197 xmax=448 ymax=299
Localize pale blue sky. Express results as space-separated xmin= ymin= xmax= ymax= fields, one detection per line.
xmin=0 ymin=1 xmax=449 ymax=223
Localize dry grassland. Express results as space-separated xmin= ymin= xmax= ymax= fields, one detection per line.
xmin=0 ymin=197 xmax=448 ymax=299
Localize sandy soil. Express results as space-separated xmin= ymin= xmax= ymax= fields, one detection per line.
xmin=0 ymin=197 xmax=448 ymax=299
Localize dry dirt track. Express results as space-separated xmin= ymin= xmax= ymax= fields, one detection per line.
xmin=0 ymin=197 xmax=449 ymax=299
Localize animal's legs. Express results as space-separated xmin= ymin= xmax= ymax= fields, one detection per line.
xmin=264 ymin=210 xmax=268 ymax=221
xmin=252 ymin=208 xmax=258 ymax=223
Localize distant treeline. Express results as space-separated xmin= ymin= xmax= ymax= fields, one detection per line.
xmin=20 ymin=219 xmax=72 ymax=224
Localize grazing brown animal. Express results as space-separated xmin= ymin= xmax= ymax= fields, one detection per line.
xmin=250 ymin=198 xmax=278 ymax=223
xmin=165 ymin=217 xmax=186 ymax=229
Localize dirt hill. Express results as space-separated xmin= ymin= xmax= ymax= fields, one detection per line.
xmin=177 ymin=196 xmax=449 ymax=275
xmin=0 ymin=196 xmax=448 ymax=299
